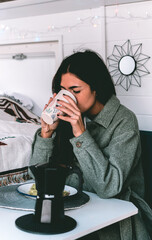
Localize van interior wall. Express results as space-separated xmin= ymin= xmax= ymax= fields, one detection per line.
xmin=106 ymin=1 xmax=152 ymax=131
xmin=0 ymin=7 xmax=105 ymax=117
xmin=0 ymin=2 xmax=152 ymax=130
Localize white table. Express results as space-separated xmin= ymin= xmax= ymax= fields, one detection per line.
xmin=0 ymin=191 xmax=138 ymax=240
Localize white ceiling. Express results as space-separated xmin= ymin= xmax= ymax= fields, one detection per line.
xmin=0 ymin=0 xmax=151 ymax=20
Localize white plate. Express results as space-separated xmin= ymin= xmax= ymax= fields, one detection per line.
xmin=17 ymin=182 xmax=77 ymax=199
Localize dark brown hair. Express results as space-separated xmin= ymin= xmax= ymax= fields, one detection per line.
xmin=52 ymin=50 xmax=116 ymax=105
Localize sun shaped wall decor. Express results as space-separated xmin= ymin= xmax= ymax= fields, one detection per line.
xmin=107 ymin=40 xmax=150 ymax=91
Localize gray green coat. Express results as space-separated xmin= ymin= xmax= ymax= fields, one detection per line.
xmin=30 ymin=95 xmax=152 ymax=240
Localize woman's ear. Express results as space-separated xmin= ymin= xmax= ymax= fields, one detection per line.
xmin=93 ymin=90 xmax=97 ymax=97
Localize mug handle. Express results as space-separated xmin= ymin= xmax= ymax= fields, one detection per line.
xmin=67 ymin=166 xmax=84 ymax=194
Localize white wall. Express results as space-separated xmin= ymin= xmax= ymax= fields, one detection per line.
xmin=105 ymin=1 xmax=152 ymax=131
xmin=0 ymin=6 xmax=105 ymax=116
xmin=0 ymin=7 xmax=105 ymax=58
xmin=0 ymin=41 xmax=60 ymax=115
xmin=0 ymin=1 xmax=152 ymax=130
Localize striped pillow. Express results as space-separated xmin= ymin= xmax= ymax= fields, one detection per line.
xmin=0 ymin=96 xmax=40 ymax=124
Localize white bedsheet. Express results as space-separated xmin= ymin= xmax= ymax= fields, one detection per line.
xmin=0 ymin=120 xmax=40 ymax=172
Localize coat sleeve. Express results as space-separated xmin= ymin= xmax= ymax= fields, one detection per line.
xmin=70 ymin=128 xmax=141 ymax=198
xmin=29 ymin=128 xmax=55 ymax=167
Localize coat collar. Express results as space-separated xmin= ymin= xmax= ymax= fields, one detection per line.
xmin=93 ymin=95 xmax=120 ymax=128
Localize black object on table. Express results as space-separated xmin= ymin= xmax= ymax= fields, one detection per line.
xmin=15 ymin=162 xmax=86 ymax=234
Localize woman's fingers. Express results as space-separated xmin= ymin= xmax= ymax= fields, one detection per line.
xmin=48 ymin=93 xmax=56 ymax=105
xmin=57 ymin=112 xmax=78 ymax=121
xmin=56 ymin=98 xmax=79 ymax=113
xmin=56 ymin=103 xmax=80 ymax=118
xmin=43 ymin=104 xmax=48 ymax=111
xmin=55 ymin=94 xmax=85 ymax=137
xmin=63 ymin=95 xmax=78 ymax=109
xmin=43 ymin=93 xmax=57 ymax=110
xmin=57 ymin=111 xmax=85 ymax=137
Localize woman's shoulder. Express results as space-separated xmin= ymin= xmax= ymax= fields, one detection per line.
xmin=116 ymin=101 xmax=139 ymax=132
xmin=95 ymin=95 xmax=139 ymax=132
xmin=110 ymin=95 xmax=137 ymax=121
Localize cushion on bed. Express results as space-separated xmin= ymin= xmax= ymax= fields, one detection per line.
xmin=0 ymin=96 xmax=40 ymax=124
xmin=0 ymin=119 xmax=40 ymax=174
xmin=0 ymin=99 xmax=40 ymax=181
xmin=0 ymin=91 xmax=33 ymax=110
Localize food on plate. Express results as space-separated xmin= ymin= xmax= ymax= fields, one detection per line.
xmin=28 ymin=183 xmax=70 ymax=197
xmin=28 ymin=183 xmax=37 ymax=196
xmin=63 ymin=190 xmax=70 ymax=197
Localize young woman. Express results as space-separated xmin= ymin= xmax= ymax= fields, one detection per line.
xmin=30 ymin=50 xmax=152 ymax=239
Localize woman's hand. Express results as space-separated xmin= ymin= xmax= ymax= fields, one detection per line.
xmin=41 ymin=94 xmax=59 ymax=138
xmin=56 ymin=95 xmax=85 ymax=137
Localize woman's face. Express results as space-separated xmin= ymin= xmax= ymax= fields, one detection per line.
xmin=60 ymin=73 xmax=96 ymax=113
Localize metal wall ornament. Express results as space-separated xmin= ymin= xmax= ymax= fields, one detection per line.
xmin=107 ymin=40 xmax=150 ymax=91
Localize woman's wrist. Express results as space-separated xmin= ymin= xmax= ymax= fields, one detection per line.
xmin=41 ymin=129 xmax=54 ymax=138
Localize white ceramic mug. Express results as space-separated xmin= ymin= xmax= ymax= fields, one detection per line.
xmin=41 ymin=90 xmax=77 ymax=124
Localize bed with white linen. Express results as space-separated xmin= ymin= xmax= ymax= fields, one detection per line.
xmin=0 ymin=94 xmax=41 ymax=186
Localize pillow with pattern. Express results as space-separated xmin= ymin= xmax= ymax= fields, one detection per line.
xmin=0 ymin=91 xmax=33 ymax=110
